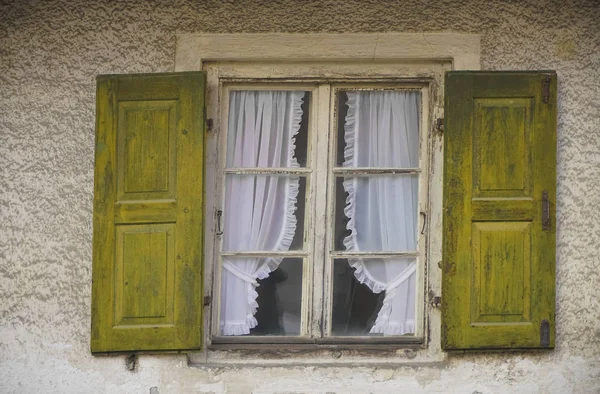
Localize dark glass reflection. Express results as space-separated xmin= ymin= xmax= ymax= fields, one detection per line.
xmin=334 ymin=176 xmax=352 ymax=251
xmin=336 ymin=91 xmax=349 ymax=166
xmin=294 ymin=91 xmax=310 ymax=167
xmin=331 ymin=259 xmax=383 ymax=336
xmin=250 ymin=258 xmax=303 ymax=336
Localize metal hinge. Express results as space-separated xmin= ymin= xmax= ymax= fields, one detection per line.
xmin=431 ymin=296 xmax=442 ymax=308
xmin=206 ymin=118 xmax=214 ymax=133
xmin=542 ymin=77 xmax=551 ymax=104
xmin=203 ymin=295 xmax=212 ymax=306
xmin=540 ymin=319 xmax=550 ymax=347
xmin=435 ymin=118 xmax=444 ymax=133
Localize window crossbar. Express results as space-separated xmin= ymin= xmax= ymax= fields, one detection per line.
xmin=223 ymin=168 xmax=312 ymax=175
xmin=330 ymin=251 xmax=419 ymax=259
xmin=220 ymin=250 xmax=309 ymax=257
xmin=332 ymin=167 xmax=420 ymax=175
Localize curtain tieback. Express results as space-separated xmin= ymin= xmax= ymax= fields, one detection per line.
xmin=385 ymin=263 xmax=417 ymax=292
xmin=223 ymin=261 xmax=258 ymax=284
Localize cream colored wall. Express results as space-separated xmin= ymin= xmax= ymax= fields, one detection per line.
xmin=1 ymin=1 xmax=599 ymax=393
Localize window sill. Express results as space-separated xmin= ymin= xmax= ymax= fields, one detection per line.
xmin=188 ymin=339 xmax=446 ymax=367
xmin=209 ymin=335 xmax=423 ymax=346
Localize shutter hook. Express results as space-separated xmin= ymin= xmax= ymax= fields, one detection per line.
xmin=216 ymin=210 xmax=224 ymax=236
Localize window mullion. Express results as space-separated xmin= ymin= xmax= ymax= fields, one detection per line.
xmin=308 ymin=84 xmax=331 ymax=339
xmin=322 ymin=83 xmax=340 ymax=338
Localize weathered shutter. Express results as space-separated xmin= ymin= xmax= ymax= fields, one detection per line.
xmin=442 ymin=71 xmax=557 ymax=350
xmin=91 ymin=72 xmax=205 ymax=353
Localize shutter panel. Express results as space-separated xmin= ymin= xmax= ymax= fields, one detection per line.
xmin=91 ymin=72 xmax=205 ymax=353
xmin=442 ymin=71 xmax=557 ymax=350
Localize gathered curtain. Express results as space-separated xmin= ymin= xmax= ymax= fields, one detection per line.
xmin=342 ymin=90 xmax=420 ymax=335
xmin=220 ymin=90 xmax=304 ymax=335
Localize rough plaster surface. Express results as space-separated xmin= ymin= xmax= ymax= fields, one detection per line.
xmin=1 ymin=0 xmax=599 ymax=393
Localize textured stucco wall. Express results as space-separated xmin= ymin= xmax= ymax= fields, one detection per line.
xmin=1 ymin=0 xmax=599 ymax=393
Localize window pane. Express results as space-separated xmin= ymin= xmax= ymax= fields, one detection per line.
xmin=334 ymin=175 xmax=418 ymax=252
xmin=331 ymin=258 xmax=416 ymax=336
xmin=220 ymin=258 xmax=303 ymax=336
xmin=336 ymin=90 xmax=420 ymax=168
xmin=223 ymin=175 xmax=306 ymax=251
xmin=226 ymin=90 xmax=310 ymax=168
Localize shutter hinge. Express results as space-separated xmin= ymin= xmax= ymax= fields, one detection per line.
xmin=431 ymin=296 xmax=442 ymax=308
xmin=206 ymin=118 xmax=214 ymax=133
xmin=542 ymin=76 xmax=551 ymax=104
xmin=540 ymin=319 xmax=550 ymax=347
xmin=203 ymin=295 xmax=212 ymax=306
xmin=542 ymin=190 xmax=550 ymax=231
xmin=435 ymin=118 xmax=444 ymax=133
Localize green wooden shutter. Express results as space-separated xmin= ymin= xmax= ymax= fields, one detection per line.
xmin=442 ymin=71 xmax=557 ymax=350
xmin=91 ymin=72 xmax=205 ymax=353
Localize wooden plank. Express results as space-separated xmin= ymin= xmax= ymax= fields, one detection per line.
xmin=114 ymin=201 xmax=177 ymax=224
xmin=471 ymin=199 xmax=534 ymax=221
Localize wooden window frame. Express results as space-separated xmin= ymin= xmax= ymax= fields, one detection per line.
xmin=203 ymin=64 xmax=446 ymax=352
xmin=210 ymin=80 xmax=431 ymax=344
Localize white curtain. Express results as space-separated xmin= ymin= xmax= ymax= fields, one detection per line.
xmin=220 ymin=90 xmax=304 ymax=335
xmin=342 ymin=91 xmax=420 ymax=335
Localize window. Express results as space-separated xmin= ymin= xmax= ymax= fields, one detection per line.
xmin=91 ymin=34 xmax=556 ymax=358
xmin=213 ymin=83 xmax=428 ymax=341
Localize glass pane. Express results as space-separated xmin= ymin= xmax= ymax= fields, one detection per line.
xmin=334 ymin=175 xmax=418 ymax=252
xmin=331 ymin=258 xmax=416 ymax=336
xmin=223 ymin=175 xmax=306 ymax=251
xmin=336 ymin=90 xmax=420 ymax=167
xmin=220 ymin=258 xmax=303 ymax=336
xmin=226 ymin=90 xmax=310 ymax=168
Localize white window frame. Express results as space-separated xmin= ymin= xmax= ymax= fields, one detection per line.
xmin=213 ymin=81 xmax=429 ymax=343
xmin=176 ymin=33 xmax=480 ymax=365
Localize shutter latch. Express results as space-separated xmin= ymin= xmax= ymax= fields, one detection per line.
xmin=216 ymin=209 xmax=223 ymax=236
